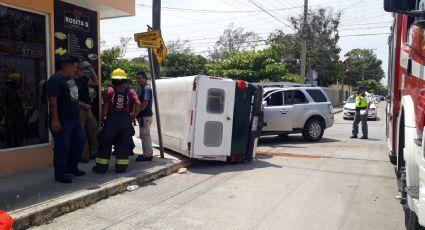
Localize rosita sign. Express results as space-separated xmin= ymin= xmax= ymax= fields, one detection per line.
xmin=64 ymin=10 xmax=90 ymax=32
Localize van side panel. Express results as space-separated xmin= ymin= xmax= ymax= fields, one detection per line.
xmin=151 ymin=76 xmax=197 ymax=157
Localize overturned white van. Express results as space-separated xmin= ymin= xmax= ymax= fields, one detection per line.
xmin=151 ymin=75 xmax=263 ymax=162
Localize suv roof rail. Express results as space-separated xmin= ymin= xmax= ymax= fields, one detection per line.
xmin=256 ymin=82 xmax=311 ymax=88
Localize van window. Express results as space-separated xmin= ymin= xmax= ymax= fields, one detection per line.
xmin=307 ymin=89 xmax=328 ymax=102
xmin=204 ymin=121 xmax=223 ymax=147
xmin=266 ymin=91 xmax=283 ymax=106
xmin=207 ymin=88 xmax=225 ymax=114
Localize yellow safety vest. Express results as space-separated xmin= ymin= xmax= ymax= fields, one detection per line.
xmin=355 ymin=95 xmax=368 ymax=108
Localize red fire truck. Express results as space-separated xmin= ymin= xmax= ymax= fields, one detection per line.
xmin=385 ymin=0 xmax=425 ymax=229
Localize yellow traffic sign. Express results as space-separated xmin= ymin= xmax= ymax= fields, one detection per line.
xmin=153 ymin=38 xmax=168 ymax=64
xmin=134 ymin=30 xmax=160 ymax=41
xmin=137 ymin=39 xmax=161 ymax=49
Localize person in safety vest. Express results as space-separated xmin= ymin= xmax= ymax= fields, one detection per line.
xmin=350 ymin=85 xmax=372 ymax=139
xmin=92 ymin=68 xmax=142 ymax=174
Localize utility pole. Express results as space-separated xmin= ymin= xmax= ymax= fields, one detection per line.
xmin=150 ymin=0 xmax=164 ymax=158
xmin=152 ymin=0 xmax=161 ymax=76
xmin=300 ymin=0 xmax=308 ymax=84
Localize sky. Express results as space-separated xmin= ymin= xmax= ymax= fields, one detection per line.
xmin=100 ymin=0 xmax=392 ymax=84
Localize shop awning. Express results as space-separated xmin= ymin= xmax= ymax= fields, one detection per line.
xmin=63 ymin=0 xmax=135 ymax=19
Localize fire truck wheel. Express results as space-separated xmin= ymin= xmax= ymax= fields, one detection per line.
xmin=401 ymin=167 xmax=425 ymax=230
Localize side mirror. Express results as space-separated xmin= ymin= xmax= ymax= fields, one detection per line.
xmin=384 ymin=0 xmax=410 ymax=12
xmin=262 ymin=101 xmax=268 ymax=107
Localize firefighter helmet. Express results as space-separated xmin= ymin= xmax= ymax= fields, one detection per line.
xmin=111 ymin=68 xmax=128 ymax=80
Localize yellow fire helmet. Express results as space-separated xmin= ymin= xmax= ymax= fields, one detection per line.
xmin=111 ymin=68 xmax=128 ymax=80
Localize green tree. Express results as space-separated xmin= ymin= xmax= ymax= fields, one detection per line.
xmin=162 ymin=54 xmax=208 ymax=77
xmin=356 ymin=79 xmax=387 ymax=95
xmin=167 ymin=39 xmax=192 ymax=55
xmin=210 ymin=23 xmax=260 ymax=61
xmin=206 ymin=44 xmax=297 ymax=82
xmin=268 ymin=8 xmax=342 ymax=86
xmin=100 ymin=46 xmax=149 ymax=90
xmin=344 ymin=48 xmax=385 ymax=84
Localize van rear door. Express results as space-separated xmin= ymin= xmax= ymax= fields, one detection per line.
xmin=193 ymin=76 xmax=236 ymax=159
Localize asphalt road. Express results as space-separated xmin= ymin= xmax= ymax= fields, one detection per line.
xmin=34 ymin=103 xmax=405 ymax=230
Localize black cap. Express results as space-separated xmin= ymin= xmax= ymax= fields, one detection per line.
xmin=56 ymin=55 xmax=79 ymax=70
xmin=136 ymin=71 xmax=148 ymax=78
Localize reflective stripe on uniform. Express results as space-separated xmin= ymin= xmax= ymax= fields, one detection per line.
xmin=96 ymin=158 xmax=110 ymax=165
xmin=116 ymin=159 xmax=130 ymax=165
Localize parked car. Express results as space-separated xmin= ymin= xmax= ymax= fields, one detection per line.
xmin=262 ymin=87 xmax=334 ymax=142
xmin=343 ymin=96 xmax=377 ymax=120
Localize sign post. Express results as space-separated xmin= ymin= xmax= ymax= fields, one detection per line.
xmin=134 ymin=27 xmax=167 ymax=159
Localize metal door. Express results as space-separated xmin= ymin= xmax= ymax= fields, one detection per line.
xmin=263 ymin=90 xmax=293 ymax=132
xmin=193 ymin=76 xmax=235 ymax=157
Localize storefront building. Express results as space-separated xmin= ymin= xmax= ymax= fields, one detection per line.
xmin=0 ymin=0 xmax=135 ymax=176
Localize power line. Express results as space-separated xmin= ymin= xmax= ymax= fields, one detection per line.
xmin=340 ymin=32 xmax=390 ymax=37
xmin=138 ymin=3 xmax=302 ymax=13
xmin=248 ymin=0 xmax=295 ymax=31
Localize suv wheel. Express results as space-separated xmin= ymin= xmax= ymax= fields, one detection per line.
xmin=302 ymin=118 xmax=324 ymax=142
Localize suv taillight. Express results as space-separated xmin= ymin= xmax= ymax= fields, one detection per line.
xmin=328 ymin=104 xmax=333 ymax=114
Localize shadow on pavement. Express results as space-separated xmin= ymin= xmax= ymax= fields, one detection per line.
xmin=187 ymin=159 xmax=283 ymax=176
xmin=0 ymin=150 xmax=184 ymax=213
xmin=258 ymin=135 xmax=340 ymax=147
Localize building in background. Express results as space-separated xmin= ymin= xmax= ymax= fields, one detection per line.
xmin=0 ymin=0 xmax=135 ymax=176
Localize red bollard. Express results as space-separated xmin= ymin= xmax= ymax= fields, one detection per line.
xmin=0 ymin=210 xmax=14 ymax=230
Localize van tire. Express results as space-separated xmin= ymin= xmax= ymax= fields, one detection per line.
xmin=302 ymin=118 xmax=324 ymax=142
xmin=279 ymin=134 xmax=289 ymax=138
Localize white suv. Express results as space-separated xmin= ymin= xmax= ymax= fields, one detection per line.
xmin=262 ymin=87 xmax=334 ymax=142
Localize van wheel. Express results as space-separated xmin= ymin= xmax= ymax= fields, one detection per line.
xmin=279 ymin=134 xmax=289 ymax=139
xmin=302 ymin=118 xmax=324 ymax=142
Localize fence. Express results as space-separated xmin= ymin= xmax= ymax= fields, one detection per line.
xmin=321 ymin=87 xmax=350 ymax=107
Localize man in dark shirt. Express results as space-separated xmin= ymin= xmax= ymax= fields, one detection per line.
xmin=47 ymin=56 xmax=85 ymax=183
xmin=75 ymin=61 xmax=99 ymax=162
xmin=135 ymin=71 xmax=154 ymax=161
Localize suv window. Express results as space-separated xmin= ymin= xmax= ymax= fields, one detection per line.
xmin=293 ymin=90 xmax=308 ymax=104
xmin=283 ymin=91 xmax=293 ymax=105
xmin=307 ymin=89 xmax=327 ymax=103
xmin=266 ymin=91 xmax=283 ymax=106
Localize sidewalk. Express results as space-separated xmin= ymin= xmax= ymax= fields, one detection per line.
xmin=0 ymin=138 xmax=192 ymax=230
xmin=333 ymin=106 xmax=343 ymax=114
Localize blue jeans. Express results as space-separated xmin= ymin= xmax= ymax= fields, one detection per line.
xmin=51 ymin=119 xmax=85 ymax=177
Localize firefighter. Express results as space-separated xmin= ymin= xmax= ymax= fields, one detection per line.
xmin=92 ymin=68 xmax=142 ymax=173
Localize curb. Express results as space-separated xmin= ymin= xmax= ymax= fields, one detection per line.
xmin=10 ymin=159 xmax=193 ymax=230
xmin=333 ymin=109 xmax=343 ymax=114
